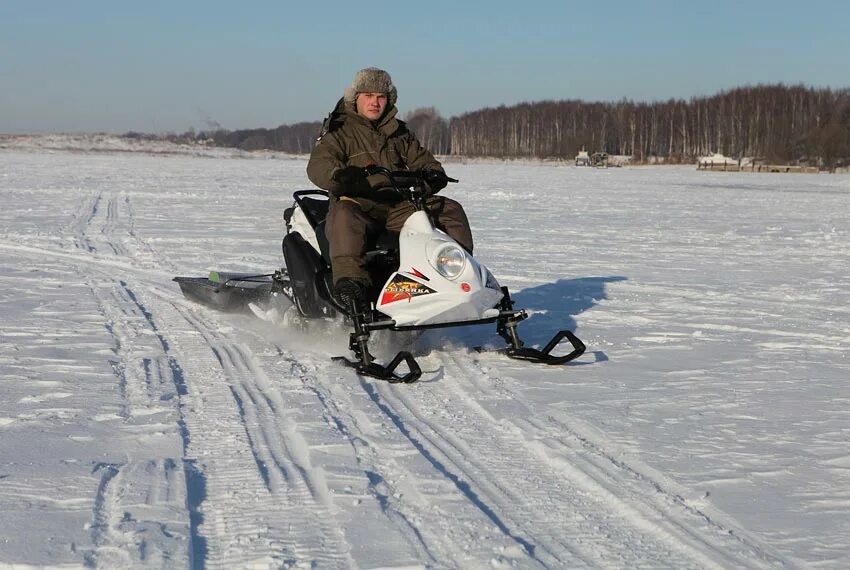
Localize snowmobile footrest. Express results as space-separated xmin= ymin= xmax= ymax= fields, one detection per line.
xmin=332 ymin=351 xmax=422 ymax=383
xmin=505 ymin=330 xmax=586 ymax=364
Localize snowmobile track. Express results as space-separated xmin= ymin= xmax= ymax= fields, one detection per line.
xmin=354 ymin=348 xmax=792 ymax=569
xmin=237 ymin=333 xmax=507 ymax=568
xmin=169 ymin=306 xmax=355 ymax=569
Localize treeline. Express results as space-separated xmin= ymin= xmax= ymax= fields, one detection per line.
xmin=449 ymin=84 xmax=850 ymax=166
xmin=139 ymin=84 xmax=850 ymax=166
xmin=147 ymin=108 xmax=451 ymax=156
xmin=134 ymin=121 xmax=321 ymax=154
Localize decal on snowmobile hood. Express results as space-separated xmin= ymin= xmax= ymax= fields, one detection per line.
xmin=405 ymin=267 xmax=429 ymax=281
xmin=380 ymin=273 xmax=436 ymax=305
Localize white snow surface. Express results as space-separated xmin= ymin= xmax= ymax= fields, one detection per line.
xmin=1 ymin=137 xmax=849 ymax=569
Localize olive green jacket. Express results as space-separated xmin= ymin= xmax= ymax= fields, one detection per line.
xmin=306 ymin=98 xmax=444 ymax=207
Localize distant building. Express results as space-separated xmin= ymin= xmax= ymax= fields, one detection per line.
xmin=575 ymin=149 xmax=591 ymax=166
xmin=697 ymin=153 xmax=737 ymax=167
xmin=591 ymin=152 xmax=608 ymax=167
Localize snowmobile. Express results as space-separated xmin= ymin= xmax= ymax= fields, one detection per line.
xmin=174 ymin=167 xmax=585 ymax=383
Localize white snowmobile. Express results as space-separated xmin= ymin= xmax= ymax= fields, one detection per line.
xmin=174 ymin=168 xmax=585 ymax=383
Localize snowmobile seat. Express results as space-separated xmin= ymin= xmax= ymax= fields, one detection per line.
xmin=294 ymin=194 xmax=330 ymax=228
xmin=288 ymin=192 xmax=332 ymax=262
xmin=289 ymin=190 xmax=399 ymax=269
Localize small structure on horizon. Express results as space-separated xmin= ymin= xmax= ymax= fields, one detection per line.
xmin=575 ymin=149 xmax=591 ymax=166
xmin=697 ymin=153 xmax=738 ymax=169
xmin=591 ymin=152 xmax=608 ymax=168
xmin=697 ymin=153 xmax=818 ymax=173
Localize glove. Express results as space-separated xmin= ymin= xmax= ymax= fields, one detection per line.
xmin=333 ymin=165 xmax=367 ymax=185
xmin=331 ymin=165 xmax=370 ymax=197
xmin=423 ymin=170 xmax=449 ymax=194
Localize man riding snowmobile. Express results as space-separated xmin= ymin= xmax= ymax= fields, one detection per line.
xmin=174 ymin=69 xmax=586 ymax=383
xmin=307 ymin=67 xmax=473 ymax=313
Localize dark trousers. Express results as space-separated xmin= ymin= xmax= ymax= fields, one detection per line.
xmin=326 ymin=195 xmax=474 ymax=285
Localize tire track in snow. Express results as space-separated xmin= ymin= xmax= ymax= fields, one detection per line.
xmin=425 ymin=348 xmax=792 ymax=568
xmin=355 ymin=348 xmax=790 ymax=569
xmin=86 ymin=462 xmax=127 ymax=568
xmin=122 ymin=192 xmax=171 ymax=270
xmin=87 ymin=273 xmax=199 ymax=568
xmin=55 ymin=185 xmax=349 ymax=566
xmin=95 ymin=277 xmax=178 ymax=419
xmin=363 ymin=376 xmax=587 ymax=568
xmin=239 ymin=320 xmax=765 ymax=567
xmin=65 ymin=190 xmax=101 ymax=253
xmin=16 ymin=184 xmax=198 ymax=567
xmin=65 ymin=187 xmax=164 ymax=269
xmin=100 ymin=194 xmax=126 ymax=257
xmin=231 ymin=318 xmax=572 ymax=567
xmin=85 ymin=460 xmax=190 ymax=569
xmin=168 ymin=306 xmax=355 ymax=569
xmin=243 ymin=337 xmax=519 ymax=568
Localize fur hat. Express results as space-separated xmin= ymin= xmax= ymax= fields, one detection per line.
xmin=344 ymin=67 xmax=398 ymax=108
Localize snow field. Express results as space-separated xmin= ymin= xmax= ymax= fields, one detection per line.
xmin=1 ymin=143 xmax=848 ymax=568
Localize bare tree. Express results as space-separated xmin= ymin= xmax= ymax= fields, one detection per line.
xmin=404 ymin=107 xmax=450 ymax=154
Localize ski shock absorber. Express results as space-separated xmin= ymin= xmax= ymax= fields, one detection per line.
xmin=496 ymin=286 xmax=525 ymax=349
xmin=348 ymin=310 xmax=374 ymax=366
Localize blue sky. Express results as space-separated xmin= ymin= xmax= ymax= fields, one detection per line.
xmin=1 ymin=0 xmax=848 ymax=133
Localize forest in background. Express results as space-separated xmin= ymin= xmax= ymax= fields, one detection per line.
xmin=134 ymin=84 xmax=850 ymax=167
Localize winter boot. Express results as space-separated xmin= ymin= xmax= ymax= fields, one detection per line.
xmin=333 ymin=278 xmax=369 ymax=314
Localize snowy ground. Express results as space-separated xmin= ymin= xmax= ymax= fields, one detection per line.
xmin=1 ymin=138 xmax=848 ymax=569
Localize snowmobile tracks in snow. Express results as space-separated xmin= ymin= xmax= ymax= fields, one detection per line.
xmin=216 ymin=317 xmax=791 ymax=568
xmin=93 ymin=273 xmax=356 ymax=567
xmin=56 ymin=188 xmax=354 ymax=567
xmin=169 ymin=308 xmax=355 ymax=569
xmin=36 ymin=186 xmax=793 ymax=568
xmin=63 ymin=188 xmax=169 ymax=270
xmin=86 ymin=459 xmax=190 ymax=568
xmin=85 ymin=274 xmax=199 ymax=567
xmin=348 ymin=350 xmax=792 ymax=568
xmin=144 ymin=298 xmax=792 ymax=568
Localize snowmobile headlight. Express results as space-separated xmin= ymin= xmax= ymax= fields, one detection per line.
xmin=432 ymin=244 xmax=466 ymax=280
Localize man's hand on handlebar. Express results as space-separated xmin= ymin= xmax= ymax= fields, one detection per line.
xmin=422 ymin=170 xmax=449 ymax=194
xmin=334 ymin=166 xmax=458 ymax=198
xmin=333 ymin=165 xmax=368 ymax=185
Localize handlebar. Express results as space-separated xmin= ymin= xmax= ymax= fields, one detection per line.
xmin=364 ymin=166 xmax=459 ymax=187
xmin=360 ymin=166 xmax=458 ymax=212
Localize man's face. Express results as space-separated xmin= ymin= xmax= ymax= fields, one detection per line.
xmin=356 ymin=92 xmax=388 ymax=120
